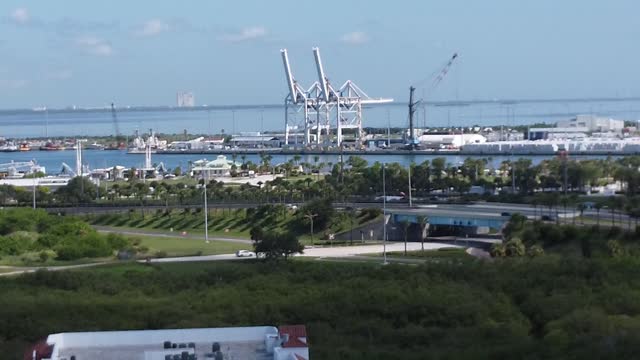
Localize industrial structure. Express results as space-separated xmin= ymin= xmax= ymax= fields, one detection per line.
xmin=108 ymin=103 xmax=126 ymax=150
xmin=406 ymin=53 xmax=459 ymax=149
xmin=281 ymin=47 xmax=393 ymax=147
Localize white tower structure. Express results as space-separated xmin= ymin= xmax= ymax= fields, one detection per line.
xmin=75 ymin=139 xmax=83 ymax=177
xmin=281 ymin=47 xmax=393 ymax=147
xmin=145 ymin=142 xmax=152 ymax=170
xmin=281 ymin=49 xmax=319 ymax=146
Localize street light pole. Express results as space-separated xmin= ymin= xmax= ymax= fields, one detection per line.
xmin=408 ymin=163 xmax=413 ymax=207
xmin=382 ymin=163 xmax=388 ymax=265
xmin=32 ymin=177 xmax=36 ymax=209
xmin=204 ymin=171 xmax=209 ymax=243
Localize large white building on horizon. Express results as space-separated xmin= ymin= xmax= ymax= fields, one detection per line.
xmin=177 ymin=92 xmax=195 ymax=107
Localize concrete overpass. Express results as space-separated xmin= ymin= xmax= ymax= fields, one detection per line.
xmin=390 ymin=206 xmax=509 ymax=230
xmin=383 ymin=204 xmax=531 ymax=240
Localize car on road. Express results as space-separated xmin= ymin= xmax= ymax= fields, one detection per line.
xmin=235 ymin=250 xmax=256 ymax=258
xmin=286 ymin=204 xmax=298 ymax=210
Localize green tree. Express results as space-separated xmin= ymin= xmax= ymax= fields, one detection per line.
xmin=490 ymin=242 xmax=506 ymax=257
xmin=526 ymin=244 xmax=544 ymax=258
xmin=607 ymin=239 xmax=624 ymax=258
xmin=297 ymin=198 xmax=334 ymax=231
xmin=505 ymin=238 xmax=526 ymax=257
xmin=56 ymin=177 xmax=97 ymax=204
xmin=252 ymin=229 xmax=303 ymax=260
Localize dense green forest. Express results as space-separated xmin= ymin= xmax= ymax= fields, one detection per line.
xmin=492 ymin=215 xmax=640 ymax=259
xmin=2 ymin=258 xmax=640 ymax=359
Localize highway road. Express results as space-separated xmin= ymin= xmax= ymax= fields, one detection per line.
xmin=145 ymin=242 xmax=459 ymax=263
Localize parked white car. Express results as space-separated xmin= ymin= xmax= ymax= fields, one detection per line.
xmin=235 ymin=250 xmax=256 ymax=258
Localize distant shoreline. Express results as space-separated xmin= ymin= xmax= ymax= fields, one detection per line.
xmin=149 ymin=148 xmax=631 ymax=157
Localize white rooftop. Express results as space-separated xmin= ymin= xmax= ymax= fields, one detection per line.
xmin=45 ymin=326 xmax=279 ymax=360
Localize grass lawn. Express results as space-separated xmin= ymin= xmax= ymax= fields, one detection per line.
xmin=138 ymin=235 xmax=250 ymax=257
xmin=89 ymin=210 xmax=258 ymax=238
xmin=0 ymin=253 xmax=113 ymax=267
xmin=0 ymin=234 xmax=249 ymax=268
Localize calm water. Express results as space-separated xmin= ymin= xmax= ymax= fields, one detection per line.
xmin=0 ymin=101 xmax=634 ymax=172
xmin=1 ymin=100 xmax=638 ymax=138
xmin=0 ymin=149 xmax=610 ymax=174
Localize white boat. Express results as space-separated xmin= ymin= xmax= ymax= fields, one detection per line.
xmin=0 ymin=144 xmax=18 ymax=152
xmin=85 ymin=142 xmax=105 ymax=150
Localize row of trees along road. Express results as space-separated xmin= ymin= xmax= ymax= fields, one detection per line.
xmin=3 ymin=155 xmax=640 ymax=210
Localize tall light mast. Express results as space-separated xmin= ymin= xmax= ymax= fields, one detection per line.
xmin=407 ymin=86 xmax=421 ymax=150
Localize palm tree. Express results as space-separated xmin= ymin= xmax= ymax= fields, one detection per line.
xmin=313 ymin=156 xmax=320 ymax=180
xmin=111 ymin=183 xmax=120 ymax=203
xmin=416 ymin=215 xmax=428 ymax=251
xmin=577 ymin=202 xmax=586 ymax=225
xmin=401 ymin=220 xmax=410 ymax=256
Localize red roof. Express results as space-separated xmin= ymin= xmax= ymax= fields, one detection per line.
xmin=23 ymin=340 xmax=53 ymax=360
xmin=279 ymin=325 xmax=308 ymax=348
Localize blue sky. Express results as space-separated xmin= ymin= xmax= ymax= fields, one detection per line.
xmin=0 ymin=0 xmax=638 ymax=109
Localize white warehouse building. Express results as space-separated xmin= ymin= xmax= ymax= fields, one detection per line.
xmin=556 ymin=114 xmax=624 ymax=133
xmin=28 ymin=325 xmax=309 ymax=360
xmin=416 ymin=133 xmax=487 ymax=149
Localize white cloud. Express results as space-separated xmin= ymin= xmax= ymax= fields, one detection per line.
xmin=136 ymin=19 xmax=169 ymax=37
xmin=10 ymin=8 xmax=30 ymax=24
xmin=47 ymin=69 xmax=73 ymax=80
xmin=0 ymin=79 xmax=29 ymax=89
xmin=76 ymin=36 xmax=113 ymax=56
xmin=340 ymin=31 xmax=369 ymax=45
xmin=220 ymin=26 xmax=267 ymax=42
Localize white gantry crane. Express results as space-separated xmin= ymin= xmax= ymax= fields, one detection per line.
xmin=281 ymin=47 xmax=393 ymax=147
